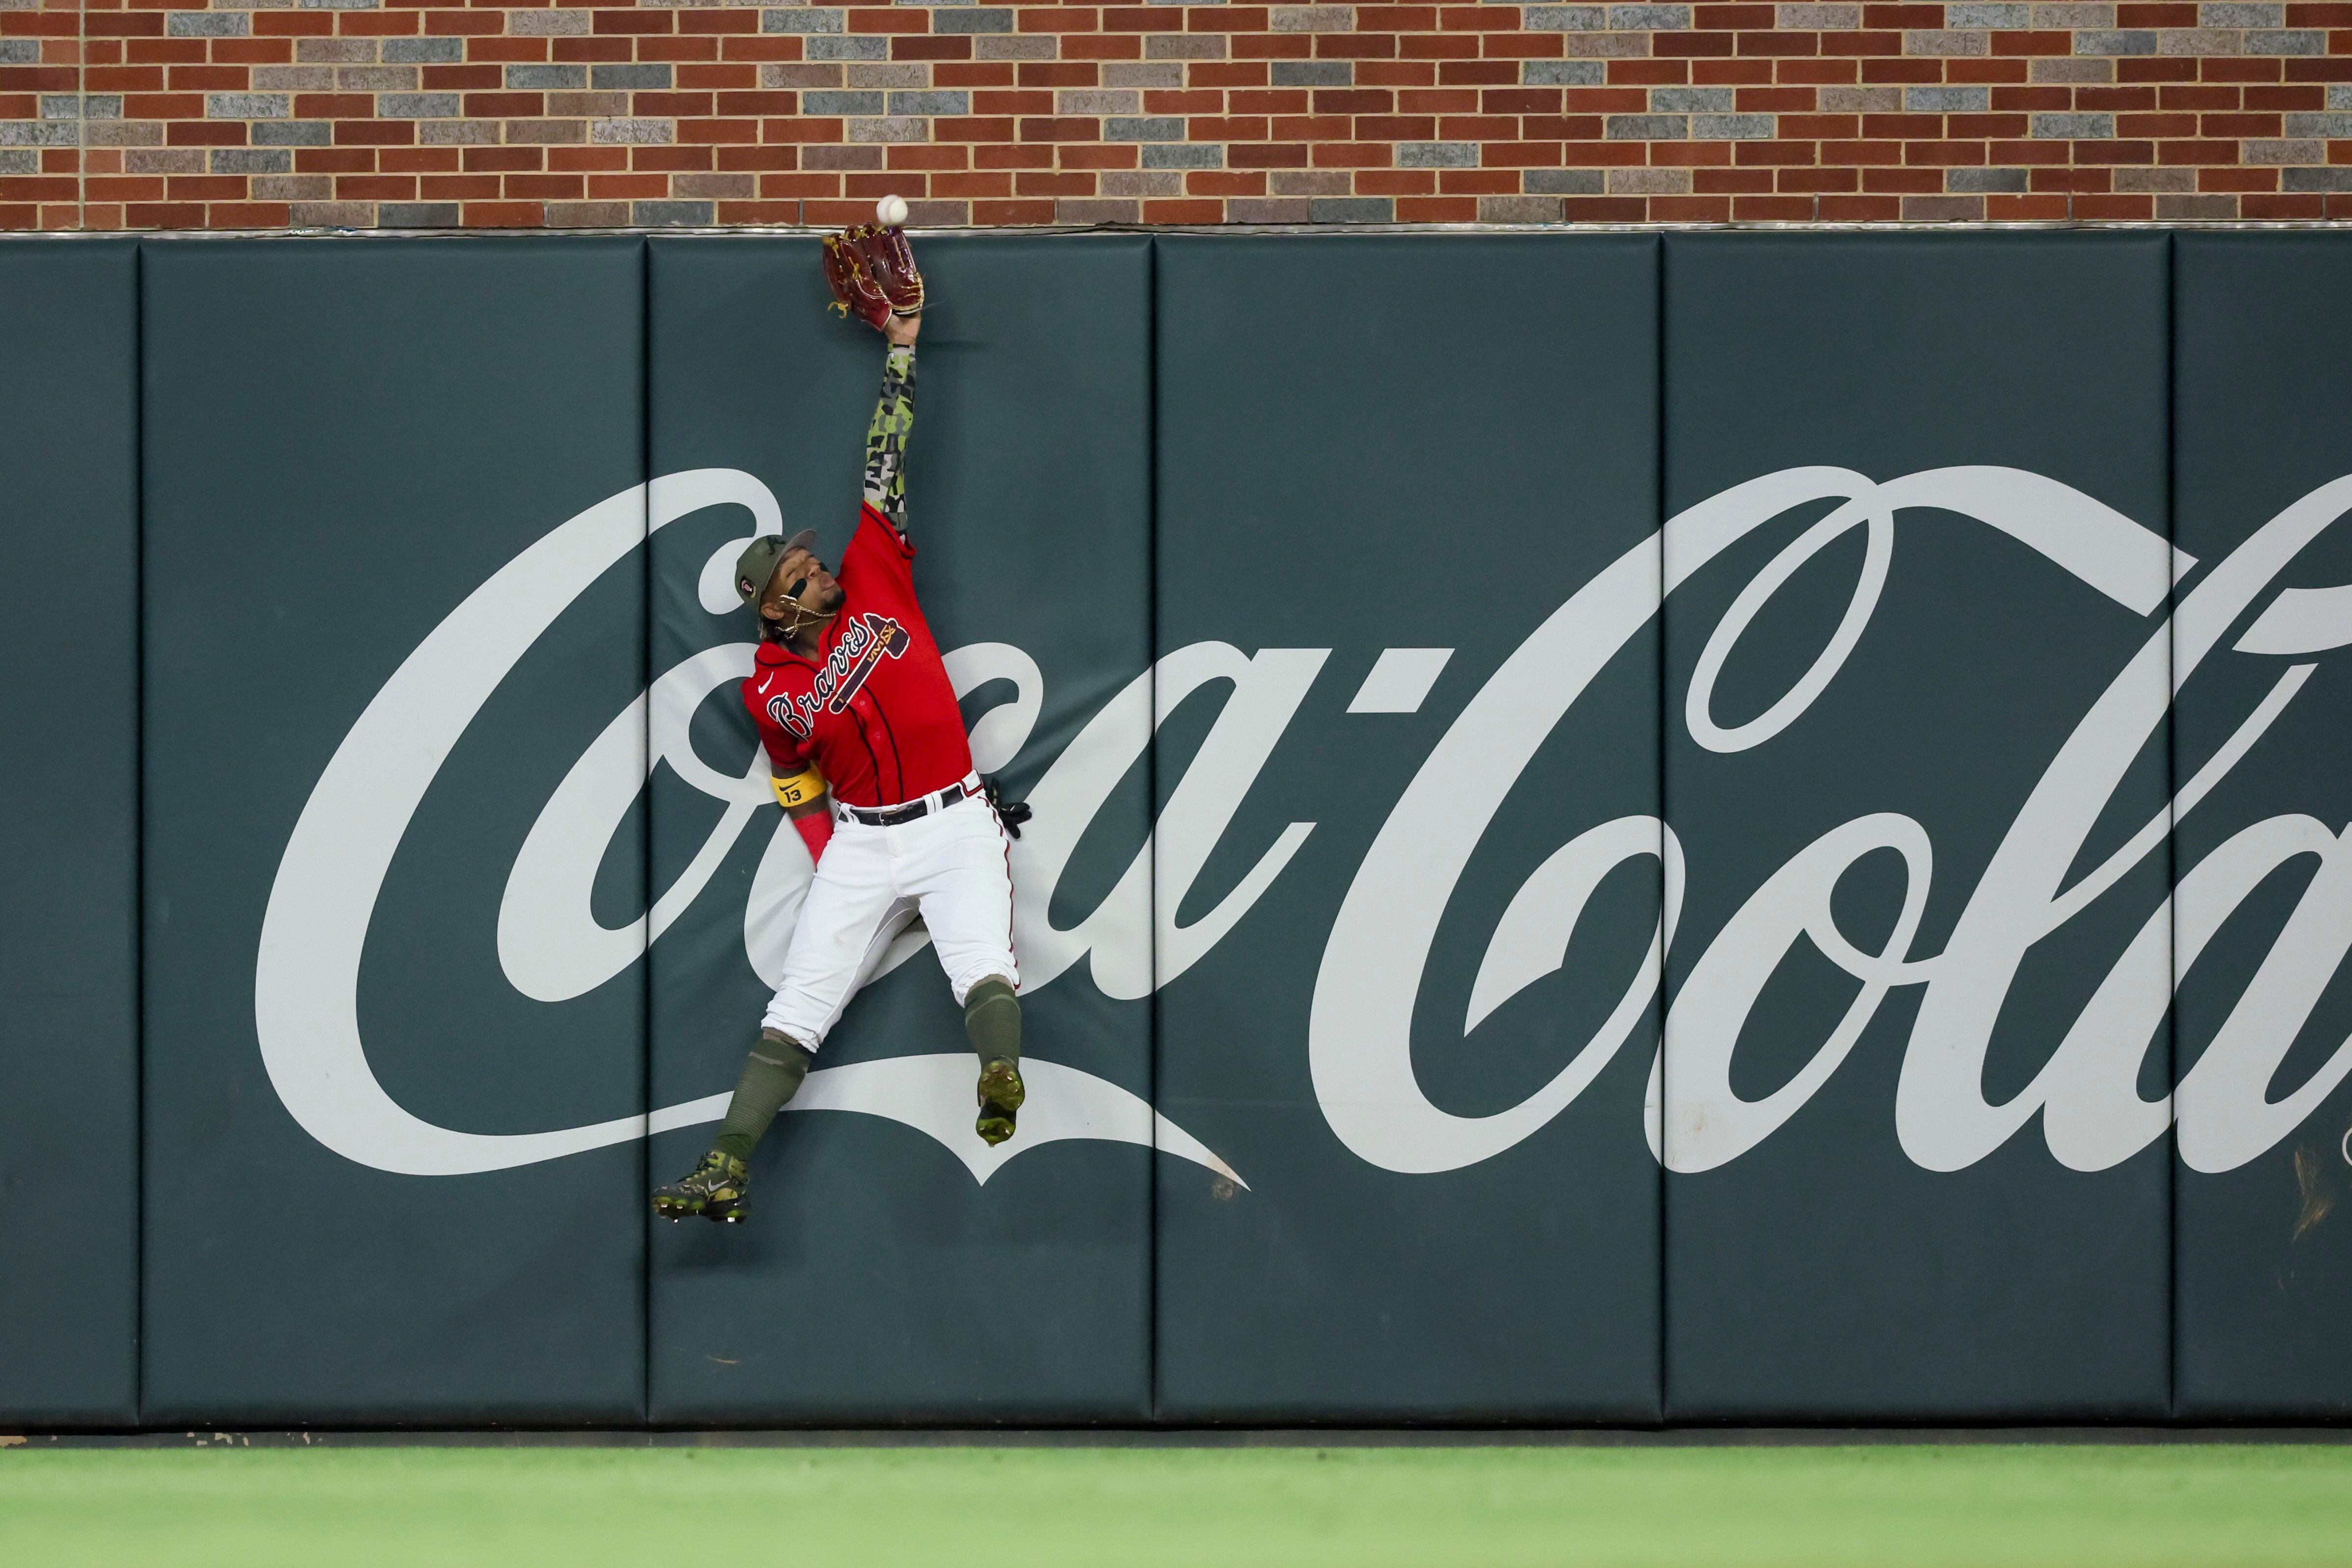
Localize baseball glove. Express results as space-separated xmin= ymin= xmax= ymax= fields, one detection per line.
xmin=823 ymin=224 xmax=925 ymax=331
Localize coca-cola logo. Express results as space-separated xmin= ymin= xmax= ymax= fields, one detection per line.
xmin=1314 ymin=465 xmax=2352 ymax=1179
xmin=255 ymin=465 xmax=2352 ymax=1187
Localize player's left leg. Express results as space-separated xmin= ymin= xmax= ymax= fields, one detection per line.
xmin=900 ymin=793 xmax=1024 ymax=1145
xmin=653 ymin=822 xmax=909 ymax=1222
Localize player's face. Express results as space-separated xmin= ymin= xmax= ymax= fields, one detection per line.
xmin=760 ymin=547 xmax=846 ymax=625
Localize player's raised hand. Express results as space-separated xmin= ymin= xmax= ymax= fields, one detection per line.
xmin=822 ymin=198 xmax=926 ymax=337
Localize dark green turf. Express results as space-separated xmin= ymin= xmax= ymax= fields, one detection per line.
xmin=3 ymin=1444 xmax=2349 ymax=1566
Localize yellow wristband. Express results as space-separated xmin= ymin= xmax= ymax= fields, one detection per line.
xmin=770 ymin=769 xmax=825 ymax=809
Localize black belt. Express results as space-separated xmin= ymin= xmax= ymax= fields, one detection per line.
xmin=837 ymin=776 xmax=976 ymax=827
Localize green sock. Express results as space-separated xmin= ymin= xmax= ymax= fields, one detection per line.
xmin=710 ymin=1030 xmax=814 ymax=1164
xmin=964 ymin=978 xmax=1021 ymax=1068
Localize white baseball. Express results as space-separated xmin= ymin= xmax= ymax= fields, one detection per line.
xmin=876 ymin=194 xmax=909 ymax=226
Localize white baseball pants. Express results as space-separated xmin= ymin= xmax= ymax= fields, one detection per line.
xmin=760 ymin=784 xmax=1018 ymax=1051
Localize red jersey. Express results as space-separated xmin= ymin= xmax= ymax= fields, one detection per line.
xmin=742 ymin=503 xmax=973 ymax=809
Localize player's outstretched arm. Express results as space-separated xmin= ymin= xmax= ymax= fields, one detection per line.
xmin=863 ymin=319 xmax=918 ymax=534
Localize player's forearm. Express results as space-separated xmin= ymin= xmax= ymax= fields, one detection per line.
xmin=862 ymin=342 xmax=916 ymax=529
xmin=786 ymin=790 xmax=833 ymax=863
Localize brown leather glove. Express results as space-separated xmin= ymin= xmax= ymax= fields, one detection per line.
xmin=822 ymin=224 xmax=925 ymax=331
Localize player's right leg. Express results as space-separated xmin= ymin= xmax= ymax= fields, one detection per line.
xmin=899 ymin=796 xmax=1025 ymax=1145
xmin=653 ymin=821 xmax=905 ymax=1223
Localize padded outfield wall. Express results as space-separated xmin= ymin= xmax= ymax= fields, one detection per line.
xmin=3 ymin=229 xmax=2352 ymax=1427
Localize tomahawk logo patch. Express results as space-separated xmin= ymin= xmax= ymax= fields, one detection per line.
xmin=766 ymin=612 xmax=912 ymax=737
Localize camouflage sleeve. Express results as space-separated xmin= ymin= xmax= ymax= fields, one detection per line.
xmin=862 ymin=342 xmax=915 ymax=531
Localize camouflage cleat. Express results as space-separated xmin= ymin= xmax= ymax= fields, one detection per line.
xmin=976 ymin=1057 xmax=1025 ymax=1147
xmin=652 ymin=1150 xmax=750 ymax=1224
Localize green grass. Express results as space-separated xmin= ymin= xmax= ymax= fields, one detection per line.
xmin=3 ymin=1442 xmax=2350 ymax=1567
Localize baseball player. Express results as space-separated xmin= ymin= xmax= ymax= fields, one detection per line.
xmin=654 ymin=247 xmax=1026 ymax=1225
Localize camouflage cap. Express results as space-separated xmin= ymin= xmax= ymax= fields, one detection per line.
xmin=735 ymin=529 xmax=819 ymax=611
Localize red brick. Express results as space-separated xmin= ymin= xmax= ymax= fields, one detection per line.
xmin=894 ymin=35 xmax=975 ymax=60
xmin=554 ymin=39 xmax=636 ymax=64
xmin=2243 ymin=84 xmax=2324 ymax=110
xmin=2199 ymin=166 xmax=2279 ymax=191
xmin=1647 ymin=139 xmax=1731 ymax=164
xmin=2199 ymin=57 xmax=2283 ymax=83
xmin=2244 ymin=192 xmax=2327 ymax=217
xmin=2198 ymin=113 xmax=2282 ymax=136
xmin=1989 ymin=87 xmax=2072 ymax=111
xmin=1821 ymin=137 xmax=1901 ymax=161
xmin=1856 ymin=56 xmax=1939 ymax=82
xmin=1899 ymin=139 xmax=1983 ymax=165
xmin=2158 ymin=138 xmax=2243 ymax=164
xmin=1012 ymin=170 xmax=1095 ymax=196
xmin=1655 ymin=30 xmax=1739 ymax=57
xmin=550 ymin=149 xmax=630 ymax=173
xmin=1778 ymin=165 xmax=1857 ymax=191
xmin=1989 ymin=30 xmax=2071 ymax=56
xmin=1738 ymin=28 xmax=1821 ymax=56
xmin=1735 ymin=138 xmax=1818 ymax=164
xmin=1187 ymin=170 xmax=1268 ymax=197
xmin=1390 ymin=193 xmax=1474 ymax=218
xmin=1778 ymin=113 xmax=1859 ymax=137
xmin=381 ymin=147 xmax=461 ymax=173
xmin=1227 ymin=141 xmax=1312 ymax=167
xmin=466 ymin=147 xmax=547 ymax=173
xmin=1861 ymin=164 xmax=1942 ymax=191
xmin=1769 ymin=59 xmax=1863 ymax=83
xmin=164 ymin=120 xmax=245 ymax=146
xmin=1609 ymin=60 xmax=1690 ymax=85
xmin=592 ymin=10 xmax=673 ymax=34
xmin=297 ymin=148 xmax=376 ymax=174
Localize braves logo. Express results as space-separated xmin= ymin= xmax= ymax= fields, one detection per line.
xmin=766 ymin=612 xmax=912 ymax=738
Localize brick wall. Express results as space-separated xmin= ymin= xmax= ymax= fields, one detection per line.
xmin=5 ymin=0 xmax=2352 ymax=229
